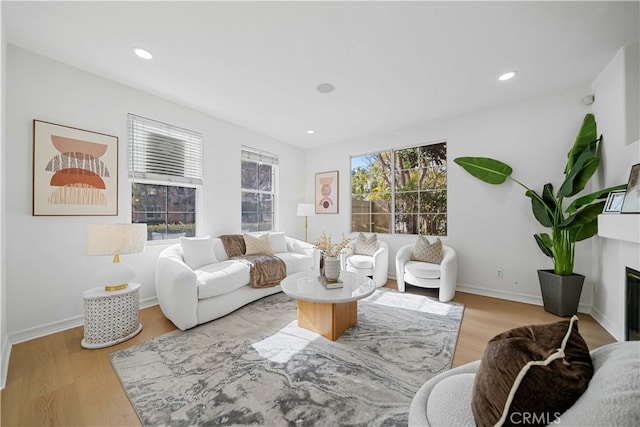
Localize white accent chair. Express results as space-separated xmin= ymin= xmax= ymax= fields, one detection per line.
xmin=340 ymin=237 xmax=389 ymax=287
xmin=395 ymin=244 xmax=457 ymax=301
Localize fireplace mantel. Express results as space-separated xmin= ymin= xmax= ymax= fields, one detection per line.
xmin=598 ymin=214 xmax=640 ymax=244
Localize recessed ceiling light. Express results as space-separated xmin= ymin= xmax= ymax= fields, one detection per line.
xmin=132 ymin=47 xmax=153 ymax=60
xmin=306 ymin=130 xmax=315 ymax=135
xmin=316 ymin=83 xmax=335 ymax=94
xmin=498 ymin=71 xmax=517 ymax=81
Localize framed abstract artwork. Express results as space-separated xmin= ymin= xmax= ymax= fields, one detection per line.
xmin=32 ymin=120 xmax=118 ymax=216
xmin=315 ymin=170 xmax=339 ymax=214
xmin=621 ymin=163 xmax=640 ymax=214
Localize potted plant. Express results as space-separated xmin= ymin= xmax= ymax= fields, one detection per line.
xmin=454 ymin=113 xmax=626 ymax=316
xmin=313 ymin=231 xmax=353 ymax=281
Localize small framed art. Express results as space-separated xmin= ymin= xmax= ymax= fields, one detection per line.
xmin=603 ymin=190 xmax=626 ymax=213
xmin=621 ymin=163 xmax=640 ymax=214
xmin=315 ymin=170 xmax=339 ymax=214
xmin=33 ymin=120 xmax=118 ymax=216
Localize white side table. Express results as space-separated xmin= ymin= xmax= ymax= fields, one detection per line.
xmin=81 ymin=282 xmax=142 ymax=349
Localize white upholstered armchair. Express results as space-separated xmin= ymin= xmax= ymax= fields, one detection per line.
xmin=395 ymin=243 xmax=457 ymax=301
xmin=340 ymin=234 xmax=389 ymax=287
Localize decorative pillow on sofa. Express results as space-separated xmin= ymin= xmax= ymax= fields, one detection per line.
xmin=411 ymin=235 xmax=442 ymax=264
xmin=244 ymin=233 xmax=274 ymax=255
xmin=180 ymin=236 xmax=218 ymax=270
xmin=290 ymin=240 xmax=308 ymax=255
xmin=471 ymin=316 xmax=594 ymax=427
xmin=268 ymin=232 xmax=288 ymax=253
xmin=354 ymin=233 xmax=377 ymax=255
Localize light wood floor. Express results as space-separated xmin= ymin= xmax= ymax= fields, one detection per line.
xmin=1 ymin=281 xmax=616 ymax=426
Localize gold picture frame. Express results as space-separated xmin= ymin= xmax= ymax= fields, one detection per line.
xmin=33 ymin=120 xmax=118 ymax=216
xmin=315 ymin=170 xmax=339 ymax=214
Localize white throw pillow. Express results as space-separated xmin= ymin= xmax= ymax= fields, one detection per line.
xmin=180 ymin=236 xmax=218 ymax=270
xmin=268 ymin=232 xmax=288 ymax=253
xmin=244 ymin=233 xmax=274 ymax=255
xmin=290 ymin=240 xmax=308 ymax=255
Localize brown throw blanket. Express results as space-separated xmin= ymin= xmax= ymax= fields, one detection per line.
xmin=233 ymin=255 xmax=286 ymax=289
xmin=219 ymin=234 xmax=246 ymax=258
xmin=219 ymin=234 xmax=287 ymax=288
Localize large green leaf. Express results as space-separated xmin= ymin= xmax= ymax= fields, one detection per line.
xmin=526 ymin=185 xmax=554 ymax=227
xmin=565 ymin=113 xmax=597 ymax=173
xmin=571 ymin=200 xmax=606 ymax=242
xmin=558 ymin=139 xmax=599 ymax=197
xmin=566 ymin=184 xmax=627 ymax=213
xmin=561 ymin=157 xmax=601 ymax=198
xmin=534 ymin=233 xmax=553 ymax=257
xmin=453 ymin=157 xmax=513 ymax=185
xmin=574 ymin=219 xmax=598 ymax=242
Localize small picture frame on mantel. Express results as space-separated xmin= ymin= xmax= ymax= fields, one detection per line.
xmin=603 ymin=190 xmax=626 ymax=214
xmin=621 ymin=163 xmax=640 ymax=214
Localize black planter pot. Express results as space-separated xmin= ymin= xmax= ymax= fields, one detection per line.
xmin=537 ymin=269 xmax=585 ymax=317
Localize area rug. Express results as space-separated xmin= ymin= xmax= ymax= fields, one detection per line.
xmin=110 ymin=289 xmax=464 ymax=426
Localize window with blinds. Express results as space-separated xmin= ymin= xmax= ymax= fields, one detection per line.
xmin=129 ymin=114 xmax=203 ymax=241
xmin=241 ymin=146 xmax=278 ymax=232
xmin=128 ymin=114 xmax=203 ymax=184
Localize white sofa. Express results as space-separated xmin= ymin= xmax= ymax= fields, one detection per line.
xmin=156 ymin=234 xmax=320 ymax=330
xmin=408 ymin=341 xmax=640 ymax=426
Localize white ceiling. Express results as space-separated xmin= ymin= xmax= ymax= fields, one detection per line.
xmin=4 ymin=1 xmax=639 ymax=148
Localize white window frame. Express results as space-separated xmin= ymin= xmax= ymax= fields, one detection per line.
xmin=241 ymin=146 xmax=279 ymax=232
xmin=350 ymin=140 xmax=448 ymax=236
xmin=129 ymin=114 xmax=203 ymax=242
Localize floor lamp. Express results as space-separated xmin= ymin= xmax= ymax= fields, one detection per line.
xmin=296 ymin=203 xmax=315 ymax=242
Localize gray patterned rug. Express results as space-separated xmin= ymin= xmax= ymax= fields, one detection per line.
xmin=110 ymin=289 xmax=464 ymax=426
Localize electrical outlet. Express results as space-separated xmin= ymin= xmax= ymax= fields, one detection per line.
xmin=497 ymin=268 xmax=503 ymax=279
xmin=593 ymin=282 xmax=598 ymax=293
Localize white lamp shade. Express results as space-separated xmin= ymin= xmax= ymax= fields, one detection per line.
xmin=85 ymin=224 xmax=147 ymax=256
xmin=296 ymin=203 xmax=315 ymax=217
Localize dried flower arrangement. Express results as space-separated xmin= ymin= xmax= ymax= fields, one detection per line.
xmin=313 ymin=231 xmax=353 ymax=258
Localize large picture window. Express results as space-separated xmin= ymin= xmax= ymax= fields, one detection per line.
xmin=351 ymin=142 xmax=447 ymax=236
xmin=129 ymin=114 xmax=203 ymax=240
xmin=241 ymin=147 xmax=278 ymax=232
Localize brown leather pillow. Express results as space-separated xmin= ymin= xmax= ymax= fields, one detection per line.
xmin=471 ymin=316 xmax=594 ymax=427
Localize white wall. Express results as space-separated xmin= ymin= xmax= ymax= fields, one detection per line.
xmin=5 ymin=46 xmax=307 ymax=343
xmin=1 ymin=2 xmax=9 ymax=389
xmin=304 ymin=86 xmax=596 ymax=307
xmin=591 ymin=43 xmax=640 ymax=340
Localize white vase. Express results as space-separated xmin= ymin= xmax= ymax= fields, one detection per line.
xmin=324 ymin=256 xmax=341 ymax=281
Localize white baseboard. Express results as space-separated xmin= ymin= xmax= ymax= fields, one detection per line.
xmin=9 ymin=315 xmax=85 ymax=345
xmin=140 ymin=296 xmax=158 ymax=309
xmin=455 ymin=282 xmax=543 ymax=306
xmin=589 ymin=304 xmax=623 ymax=341
xmin=393 ymin=276 xmax=594 ymax=317
xmin=1 ymin=335 xmax=10 ymax=390
xmin=9 ymin=296 xmax=158 ymax=346
xmin=455 ymin=283 xmax=594 ymax=315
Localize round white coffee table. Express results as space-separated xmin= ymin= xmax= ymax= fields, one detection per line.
xmin=281 ymin=270 xmax=375 ymax=341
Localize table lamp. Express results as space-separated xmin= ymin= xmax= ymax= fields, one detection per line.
xmin=296 ymin=203 xmax=315 ymax=242
xmin=85 ymin=223 xmax=147 ymax=291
